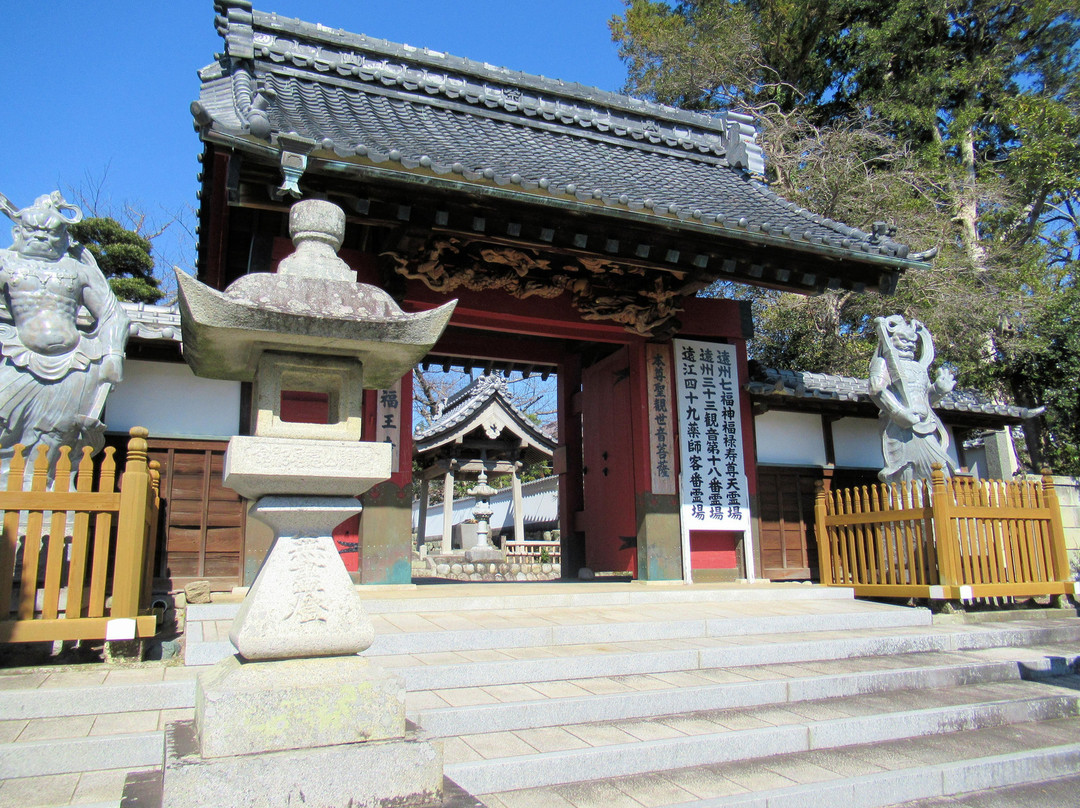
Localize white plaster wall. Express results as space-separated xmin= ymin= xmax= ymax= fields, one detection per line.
xmin=831 ymin=417 xmax=885 ymax=468
xmin=754 ymin=410 xmax=827 ymax=467
xmin=105 ymin=359 xmax=241 ymax=439
xmin=832 ymin=416 xmax=961 ymax=470
xmin=964 ymin=444 xmax=988 ymax=478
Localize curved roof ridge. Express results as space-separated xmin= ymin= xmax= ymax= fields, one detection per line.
xmin=208 ymin=1 xmax=761 ymax=172
xmin=248 ymin=9 xmax=752 ymax=143
xmin=748 ymin=363 xmax=1039 ymax=421
xmin=414 ymin=374 xmax=554 ymax=450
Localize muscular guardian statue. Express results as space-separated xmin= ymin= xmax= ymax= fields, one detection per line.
xmin=868 ymin=314 xmax=957 ymax=483
xmin=0 ymin=192 xmax=129 ymax=471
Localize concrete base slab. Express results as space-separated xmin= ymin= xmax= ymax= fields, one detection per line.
xmin=130 ymin=769 xmax=484 ymax=808
xmin=196 ymin=655 xmax=405 ymax=758
xmin=464 ymin=548 xmax=504 ymax=563
xmin=161 ymin=720 xmax=443 ymax=808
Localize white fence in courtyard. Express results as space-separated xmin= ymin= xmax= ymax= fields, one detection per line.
xmin=413 ymin=475 xmax=560 ymax=540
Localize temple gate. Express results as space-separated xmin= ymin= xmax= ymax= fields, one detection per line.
xmin=187 ymin=4 xmax=932 ymax=581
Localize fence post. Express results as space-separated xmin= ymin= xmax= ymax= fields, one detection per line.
xmin=930 ymin=464 xmax=959 ymax=595
xmin=112 ymin=427 xmax=152 ymax=620
xmin=814 ymin=481 xmax=833 ymax=585
xmin=1041 ymin=470 xmax=1071 ymax=582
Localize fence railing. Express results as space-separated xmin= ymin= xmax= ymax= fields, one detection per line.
xmin=815 ymin=466 xmax=1076 ymax=600
xmin=504 ymin=540 xmax=561 ymax=565
xmin=1 ymin=428 xmax=160 ymax=643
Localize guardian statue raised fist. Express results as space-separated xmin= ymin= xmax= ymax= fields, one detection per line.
xmin=0 ymin=191 xmax=129 ymax=470
xmin=868 ymin=314 xmax=957 ymax=483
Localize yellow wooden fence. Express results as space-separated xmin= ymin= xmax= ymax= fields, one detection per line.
xmin=0 ymin=427 xmax=160 ymax=643
xmin=814 ymin=465 xmax=1076 ymax=600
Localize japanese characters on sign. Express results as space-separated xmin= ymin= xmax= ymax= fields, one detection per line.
xmin=646 ymin=344 xmax=677 ymax=495
xmin=672 ymin=339 xmax=749 ymax=530
xmin=375 ymin=380 xmax=402 ymax=470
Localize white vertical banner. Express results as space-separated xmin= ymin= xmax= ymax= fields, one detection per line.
xmin=375 ymin=381 xmax=402 ymax=471
xmin=673 ymin=339 xmax=750 ymax=532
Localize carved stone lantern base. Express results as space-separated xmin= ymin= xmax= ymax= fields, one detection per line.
xmin=464 ymin=548 xmax=505 ymax=563
xmin=228 ymin=496 xmax=374 ymax=660
xmin=164 ymin=494 xmax=445 ymax=807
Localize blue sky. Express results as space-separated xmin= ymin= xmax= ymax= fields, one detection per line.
xmin=5 ymin=1 xmax=629 ymax=278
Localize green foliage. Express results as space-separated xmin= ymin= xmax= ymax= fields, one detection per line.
xmin=611 ymin=0 xmax=1080 ymax=472
xmin=1001 ymin=284 xmax=1080 ymax=475
xmin=70 ymin=217 xmax=164 ymax=304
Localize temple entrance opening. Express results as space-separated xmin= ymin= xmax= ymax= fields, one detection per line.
xmin=407 ymin=328 xmax=655 ymax=583
xmin=411 ymin=353 xmax=561 ymax=580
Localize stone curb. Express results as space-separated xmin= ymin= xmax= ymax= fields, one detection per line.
xmin=672 ymin=743 xmax=1080 ymax=807
xmin=182 ymin=607 xmax=934 ymax=667
xmin=0 ymin=680 xmax=195 ymax=721
xmin=444 ymin=694 xmax=1080 ymax=794
xmin=412 ymin=658 xmax=1023 ymax=737
xmin=393 ymin=624 xmax=1080 ymax=691
xmin=0 ymin=732 xmax=163 ymax=779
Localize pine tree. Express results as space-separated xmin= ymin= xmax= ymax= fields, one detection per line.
xmin=70 ymin=216 xmax=164 ymax=304
xmin=611 ymin=0 xmax=1080 ymax=472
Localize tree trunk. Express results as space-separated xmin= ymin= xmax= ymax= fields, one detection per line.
xmin=957 ymin=126 xmax=988 ymax=269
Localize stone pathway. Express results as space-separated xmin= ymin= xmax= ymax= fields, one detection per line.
xmin=1 ymin=582 xmax=1078 ymax=807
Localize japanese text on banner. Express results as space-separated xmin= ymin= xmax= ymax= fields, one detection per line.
xmin=645 ymin=344 xmax=676 ymax=495
xmin=672 ymin=339 xmax=749 ymax=530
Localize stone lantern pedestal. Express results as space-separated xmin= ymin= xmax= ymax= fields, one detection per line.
xmin=464 ymin=470 xmax=503 ymax=564
xmin=160 ymin=199 xmax=455 ymax=807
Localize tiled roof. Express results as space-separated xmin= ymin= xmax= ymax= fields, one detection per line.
xmin=122 ymin=302 xmax=182 ymax=342
xmin=414 ymin=374 xmax=554 ymax=455
xmin=746 ymin=365 xmax=1039 ymax=423
xmin=193 ymin=2 xmax=933 ymax=267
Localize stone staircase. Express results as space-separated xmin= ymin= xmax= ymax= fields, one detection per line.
xmin=1 ymin=582 xmax=1078 ymax=807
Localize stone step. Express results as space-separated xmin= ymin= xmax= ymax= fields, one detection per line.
xmin=477 ymin=718 xmax=1080 ymax=808
xmin=0 ymin=664 xmax=195 ymax=806
xmin=440 ymin=677 xmax=1080 ymax=795
xmin=887 ymin=770 xmax=1080 ymax=808
xmin=368 ymin=603 xmax=932 ymax=658
xmin=355 ymin=581 xmax=858 ymax=614
xmin=0 ymin=675 xmax=195 ymax=722
xmin=0 ymin=730 xmax=165 ymax=780
xmin=1 ymin=589 xmax=1075 ymax=807
xmin=6 ymin=624 xmax=1076 ymax=725
xmin=183 ymin=596 xmax=930 ymax=666
xmin=0 ymin=767 xmax=143 ymax=808
xmin=407 ymin=645 xmax=1080 ymax=738
xmin=382 ymin=621 xmax=1080 ymax=691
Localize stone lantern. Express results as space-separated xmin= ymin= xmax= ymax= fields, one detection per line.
xmin=164 ymin=199 xmax=455 ymax=807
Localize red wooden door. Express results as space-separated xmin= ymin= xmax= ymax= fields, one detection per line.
xmin=581 ymin=347 xmax=638 ymax=575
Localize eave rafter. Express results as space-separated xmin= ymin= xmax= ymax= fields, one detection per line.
xmin=216 ymin=150 xmax=909 ymax=336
